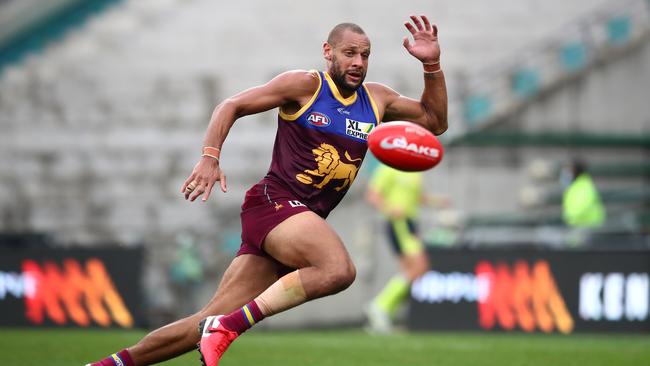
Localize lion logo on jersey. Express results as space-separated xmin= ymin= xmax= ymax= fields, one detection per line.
xmin=296 ymin=143 xmax=362 ymax=191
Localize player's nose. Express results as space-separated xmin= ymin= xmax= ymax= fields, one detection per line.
xmin=351 ymin=53 xmax=363 ymax=66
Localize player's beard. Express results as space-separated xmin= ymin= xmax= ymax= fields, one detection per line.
xmin=330 ymin=55 xmax=366 ymax=93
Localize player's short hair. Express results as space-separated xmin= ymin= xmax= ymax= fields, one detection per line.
xmin=327 ymin=23 xmax=367 ymax=47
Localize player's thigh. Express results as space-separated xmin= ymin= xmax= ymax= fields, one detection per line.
xmin=199 ymin=254 xmax=279 ymax=315
xmin=263 ymin=211 xmax=351 ymax=270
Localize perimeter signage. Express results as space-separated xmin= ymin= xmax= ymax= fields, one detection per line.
xmin=409 ymin=249 xmax=650 ymax=333
xmin=0 ymin=247 xmax=144 ymax=327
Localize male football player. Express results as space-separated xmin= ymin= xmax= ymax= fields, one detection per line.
xmin=89 ymin=14 xmax=447 ymax=366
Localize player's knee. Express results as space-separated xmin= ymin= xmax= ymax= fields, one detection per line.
xmin=414 ymin=260 xmax=428 ymax=278
xmin=323 ymin=260 xmax=356 ymax=294
xmin=404 ymin=252 xmax=429 ymax=281
xmin=414 ymin=254 xmax=429 ymax=277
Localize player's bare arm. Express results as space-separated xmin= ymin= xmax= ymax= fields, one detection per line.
xmin=368 ymin=15 xmax=448 ymax=135
xmin=181 ymin=70 xmax=319 ymax=202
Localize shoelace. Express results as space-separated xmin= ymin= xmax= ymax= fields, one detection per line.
xmin=197 ymin=342 xmax=207 ymax=366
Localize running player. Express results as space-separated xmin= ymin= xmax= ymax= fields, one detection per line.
xmin=88 ymin=15 xmax=447 ymax=366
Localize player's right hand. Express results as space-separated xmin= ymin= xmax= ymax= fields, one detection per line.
xmin=181 ymin=157 xmax=227 ymax=202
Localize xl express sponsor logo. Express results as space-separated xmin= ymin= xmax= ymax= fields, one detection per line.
xmin=345 ymin=118 xmax=374 ymax=140
xmin=0 ymin=258 xmax=133 ymax=327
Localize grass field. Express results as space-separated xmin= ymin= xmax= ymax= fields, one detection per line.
xmin=3 ymin=328 xmax=649 ymax=366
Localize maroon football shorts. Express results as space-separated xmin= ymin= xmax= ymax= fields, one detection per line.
xmin=237 ymin=180 xmax=311 ymax=263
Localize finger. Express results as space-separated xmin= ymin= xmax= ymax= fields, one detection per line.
xmin=421 ymin=15 xmax=432 ymax=32
xmin=404 ymin=21 xmax=417 ymax=35
xmin=184 ymin=175 xmax=202 ymax=199
xmin=181 ymin=174 xmax=195 ymax=193
xmin=432 ymin=24 xmax=438 ymax=38
xmin=190 ymin=185 xmax=206 ymax=202
xmin=183 ymin=181 xmax=193 ymax=199
xmin=184 ymin=182 xmax=197 ymax=200
xmin=410 ymin=15 xmax=424 ymax=31
xmin=203 ymin=180 xmax=216 ymax=202
xmin=220 ymin=172 xmax=227 ymax=193
xmin=402 ymin=36 xmax=411 ymax=51
xmin=190 ymin=177 xmax=207 ymax=201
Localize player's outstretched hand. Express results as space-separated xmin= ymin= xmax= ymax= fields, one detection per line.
xmin=402 ymin=15 xmax=441 ymax=64
xmin=181 ymin=157 xmax=227 ymax=202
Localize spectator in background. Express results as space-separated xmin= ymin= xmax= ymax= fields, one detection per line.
xmin=364 ymin=163 xmax=448 ymax=333
xmin=560 ymin=159 xmax=606 ymax=228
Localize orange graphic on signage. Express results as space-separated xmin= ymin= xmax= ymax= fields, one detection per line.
xmin=22 ymin=258 xmax=134 ymax=327
xmin=476 ymin=260 xmax=574 ymax=334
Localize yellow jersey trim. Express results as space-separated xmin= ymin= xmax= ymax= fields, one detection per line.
xmin=324 ymin=72 xmax=357 ymax=106
xmin=279 ymin=70 xmax=322 ymax=121
xmin=363 ymin=84 xmax=381 ymax=124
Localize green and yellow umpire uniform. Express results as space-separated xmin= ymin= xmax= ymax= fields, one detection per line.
xmin=369 ymin=164 xmax=424 ymax=256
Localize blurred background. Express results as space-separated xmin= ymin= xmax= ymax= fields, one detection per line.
xmin=0 ymin=0 xmax=648 ymax=336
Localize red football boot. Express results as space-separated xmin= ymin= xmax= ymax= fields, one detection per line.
xmin=197 ymin=315 xmax=239 ymax=366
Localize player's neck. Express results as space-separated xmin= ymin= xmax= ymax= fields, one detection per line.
xmin=338 ymin=86 xmax=355 ymax=98
xmin=325 ymin=71 xmax=357 ymax=98
xmin=333 ymin=78 xmax=355 ymax=98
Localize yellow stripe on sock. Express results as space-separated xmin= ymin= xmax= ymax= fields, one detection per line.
xmin=242 ymin=305 xmax=255 ymax=325
xmin=111 ymin=354 xmax=124 ymax=366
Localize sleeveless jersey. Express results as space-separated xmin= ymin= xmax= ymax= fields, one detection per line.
xmin=263 ymin=71 xmax=381 ymax=218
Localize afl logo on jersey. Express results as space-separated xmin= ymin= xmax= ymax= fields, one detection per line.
xmin=307 ymin=112 xmax=331 ymax=127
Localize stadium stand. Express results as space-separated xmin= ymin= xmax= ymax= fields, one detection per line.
xmin=433 ymin=0 xmax=650 ymax=251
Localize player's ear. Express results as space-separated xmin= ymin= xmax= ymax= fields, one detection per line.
xmin=323 ymin=42 xmax=332 ymax=61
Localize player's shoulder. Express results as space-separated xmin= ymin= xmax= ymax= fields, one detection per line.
xmin=266 ymin=70 xmax=322 ymax=108
xmin=268 ymin=69 xmax=321 ymax=97
xmin=273 ymin=69 xmax=321 ymax=87
xmin=363 ymin=82 xmax=399 ymax=101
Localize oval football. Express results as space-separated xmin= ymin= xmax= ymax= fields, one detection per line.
xmin=367 ymin=121 xmax=444 ymax=171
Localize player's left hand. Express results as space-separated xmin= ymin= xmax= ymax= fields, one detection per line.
xmin=181 ymin=157 xmax=227 ymax=202
xmin=402 ymin=15 xmax=441 ymax=64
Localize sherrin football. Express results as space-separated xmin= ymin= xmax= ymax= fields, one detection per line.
xmin=367 ymin=121 xmax=444 ymax=171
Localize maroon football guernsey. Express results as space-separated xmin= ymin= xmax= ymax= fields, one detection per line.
xmin=262 ymin=71 xmax=381 ymax=218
